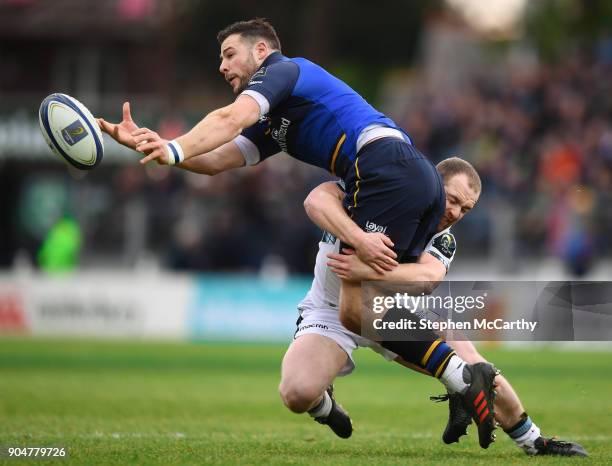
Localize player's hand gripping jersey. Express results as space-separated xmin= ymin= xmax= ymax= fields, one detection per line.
xmin=299 ymin=228 xmax=457 ymax=313
xmin=233 ymin=52 xmax=446 ymax=258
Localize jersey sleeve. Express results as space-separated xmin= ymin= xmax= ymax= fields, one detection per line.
xmin=234 ymin=120 xmax=281 ymax=165
xmin=424 ymin=230 xmax=457 ymax=271
xmin=240 ymin=60 xmax=299 ymax=117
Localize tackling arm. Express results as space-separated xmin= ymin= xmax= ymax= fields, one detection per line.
xmin=304 ymin=182 xmax=398 ymax=272
xmin=303 ymin=182 xmax=363 ymax=246
xmin=307 ymin=183 xmax=446 ymax=292
xmin=327 ymin=251 xmax=446 ymax=295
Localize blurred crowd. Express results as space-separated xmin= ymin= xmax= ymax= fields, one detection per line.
xmin=400 ymin=47 xmax=612 ymax=275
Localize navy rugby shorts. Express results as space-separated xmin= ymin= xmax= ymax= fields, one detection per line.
xmin=341 ymin=138 xmax=445 ymax=262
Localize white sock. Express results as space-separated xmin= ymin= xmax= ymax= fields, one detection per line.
xmin=308 ymin=391 xmax=332 ymax=418
xmin=439 ymin=355 xmax=469 ymax=394
xmin=506 ymin=416 xmax=541 ymax=455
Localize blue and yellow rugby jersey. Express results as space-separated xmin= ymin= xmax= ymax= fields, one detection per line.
xmin=236 ymin=52 xmax=411 ymax=178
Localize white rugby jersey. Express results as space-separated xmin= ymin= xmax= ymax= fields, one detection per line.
xmin=298 ymin=228 xmax=457 ymax=311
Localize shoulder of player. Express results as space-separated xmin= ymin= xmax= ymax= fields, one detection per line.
xmin=252 ymin=58 xmax=298 ymax=79
xmin=430 ymin=228 xmax=457 ymax=259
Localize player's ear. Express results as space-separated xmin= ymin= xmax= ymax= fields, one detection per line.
xmin=254 ymin=40 xmax=268 ymax=59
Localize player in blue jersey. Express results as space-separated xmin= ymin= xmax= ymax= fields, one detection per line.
xmin=99 ymin=19 xmax=497 ymax=441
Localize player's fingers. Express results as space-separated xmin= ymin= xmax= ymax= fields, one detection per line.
xmin=97 ymin=118 xmax=110 ymax=133
xmin=377 ymin=237 xmax=397 ymax=259
xmin=385 ymin=249 xmax=397 ymax=259
xmin=376 ymin=259 xmax=396 ymax=271
xmin=329 ymin=267 xmax=348 ymax=279
xmin=135 ymin=141 xmax=162 ymax=154
xmin=381 ymin=247 xmax=397 ymax=260
xmin=382 ymin=256 xmax=399 ymax=267
xmin=377 ymin=253 xmax=398 ymax=266
xmin=132 ymin=127 xmax=152 ymax=137
xmin=385 ymin=251 xmax=398 ymax=261
xmin=327 ymin=253 xmax=346 ymax=261
xmin=380 ymin=234 xmax=395 ymax=248
xmin=326 ymin=260 xmax=343 ymax=270
xmin=370 ymin=262 xmax=386 ymax=274
xmin=376 ymin=258 xmax=397 ymax=272
xmin=139 ymin=151 xmax=160 ymax=165
xmin=328 ymin=260 xmax=349 ymax=272
xmin=341 ymin=248 xmax=356 ymax=255
xmin=123 ymin=102 xmax=132 ymax=122
xmin=134 ymin=132 xmax=157 ymax=145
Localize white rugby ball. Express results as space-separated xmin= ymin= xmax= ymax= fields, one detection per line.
xmin=39 ymin=93 xmax=103 ymax=170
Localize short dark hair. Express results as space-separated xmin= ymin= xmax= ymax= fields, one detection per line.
xmin=436 ymin=157 xmax=482 ymax=194
xmin=217 ymin=18 xmax=281 ymax=51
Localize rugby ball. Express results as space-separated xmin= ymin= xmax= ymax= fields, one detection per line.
xmin=39 ymin=93 xmax=103 ymax=170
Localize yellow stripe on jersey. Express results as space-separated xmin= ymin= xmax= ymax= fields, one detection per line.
xmin=352 ymin=156 xmax=361 ymax=208
xmin=329 ymin=133 xmax=346 ymax=175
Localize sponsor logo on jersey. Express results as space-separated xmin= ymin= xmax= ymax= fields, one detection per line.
xmin=271 ymin=117 xmax=291 ymax=152
xmin=61 ymin=119 xmax=89 ymax=146
xmin=248 ymin=66 xmax=267 ymax=85
xmin=433 ymin=232 xmax=456 ymax=259
xmin=365 ymin=221 xmax=387 ymax=234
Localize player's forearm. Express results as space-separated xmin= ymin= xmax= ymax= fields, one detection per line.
xmin=303 ymin=187 xmax=363 ymax=246
xmin=373 ymin=263 xmax=442 ymax=284
xmin=355 ymin=256 xmax=445 ymax=294
xmin=176 ymin=107 xmax=241 ymax=160
xmin=176 ymin=141 xmax=247 ymax=175
xmin=177 ymin=153 xmax=222 ymax=175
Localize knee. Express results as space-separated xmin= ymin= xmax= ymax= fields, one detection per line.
xmin=278 ymin=380 xmax=322 ymax=414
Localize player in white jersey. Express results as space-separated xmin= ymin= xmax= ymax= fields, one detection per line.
xmin=279 ymin=158 xmax=587 ymax=457
xmin=294 ymin=224 xmax=454 ymax=375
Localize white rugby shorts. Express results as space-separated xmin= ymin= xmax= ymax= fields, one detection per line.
xmin=294 ymin=306 xmax=398 ymax=376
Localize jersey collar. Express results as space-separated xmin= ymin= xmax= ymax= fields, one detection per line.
xmin=260 ymin=51 xmax=285 ymax=67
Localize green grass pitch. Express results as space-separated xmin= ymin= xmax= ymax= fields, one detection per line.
xmin=0 ymin=338 xmax=611 ymax=465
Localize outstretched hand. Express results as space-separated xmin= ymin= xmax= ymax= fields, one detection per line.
xmin=98 ymin=103 xmax=171 ymax=165
xmin=132 ymin=128 xmax=171 ymax=165
xmin=97 ymin=102 xmax=139 ymax=150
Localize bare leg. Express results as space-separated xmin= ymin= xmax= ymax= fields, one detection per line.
xmin=279 ymin=334 xmax=349 ymax=413
xmin=339 ymin=280 xmax=363 ymax=335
